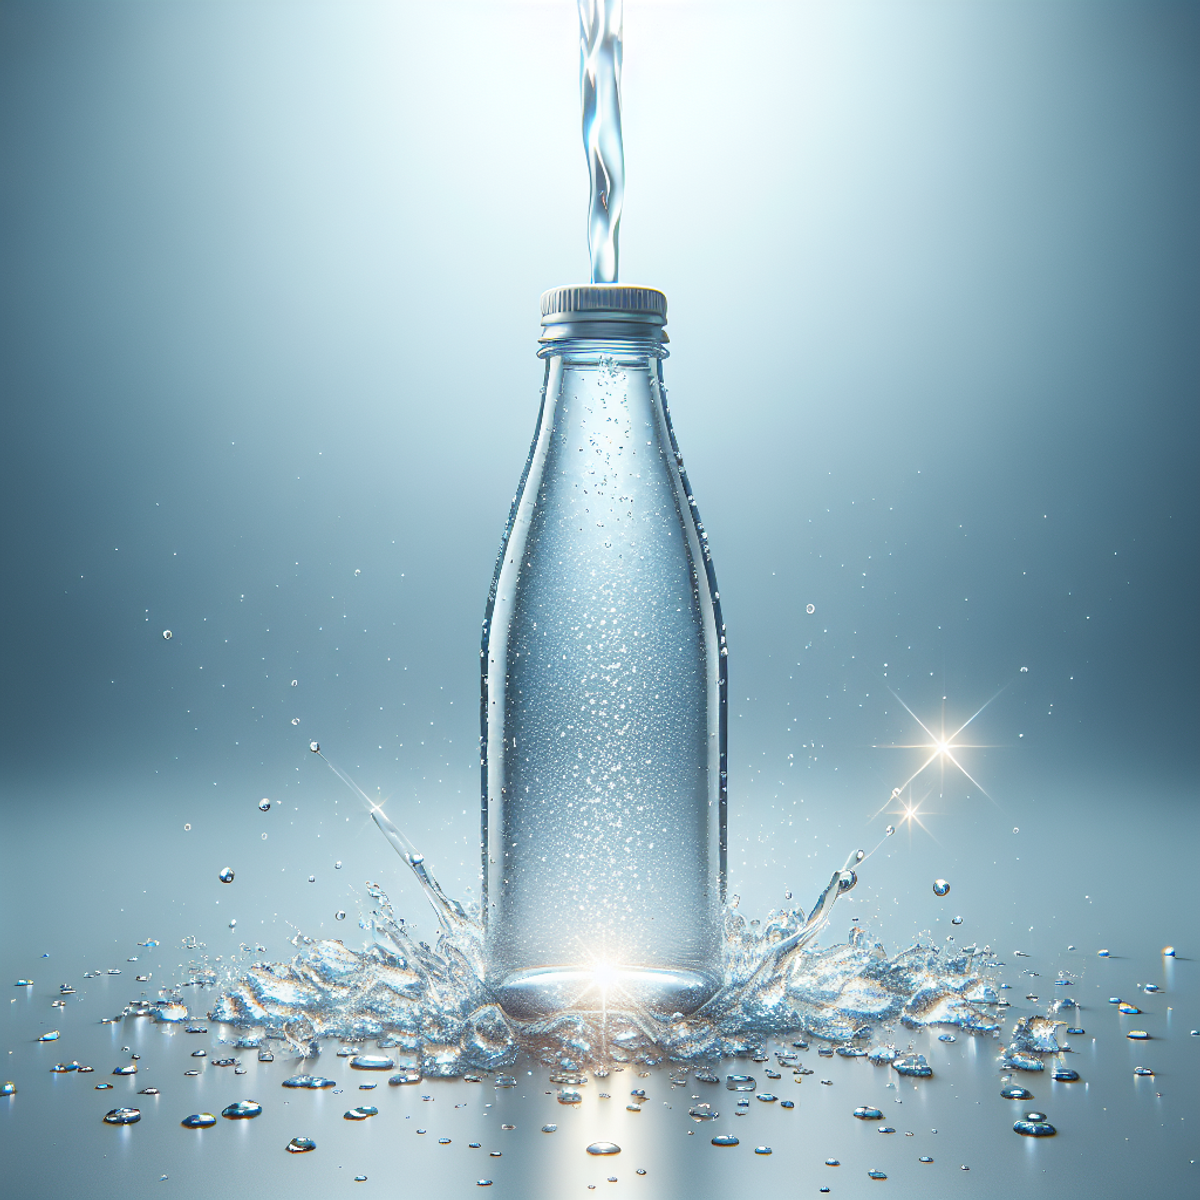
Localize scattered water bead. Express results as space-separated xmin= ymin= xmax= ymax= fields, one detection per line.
xmin=438 ymin=1138 xmax=451 ymax=1145
xmin=711 ymin=1135 xmax=739 ymax=1147
xmin=14 ymin=980 xmax=33 ymax=987
xmin=586 ymin=1143 xmax=621 ymax=1156
xmin=258 ymin=799 xmax=271 ymax=812
xmin=354 ymin=1177 xmax=367 ymax=1183
xmin=807 ymin=604 xmax=816 ymax=614
xmin=184 ymin=823 xmax=191 ymax=831
xmin=879 ymin=1126 xmax=896 ymax=1134
xmin=1066 ymin=1028 xmax=1084 ymax=1036
xmin=114 ymin=1064 xmax=139 ymax=1075
xmin=2 ymin=1082 xmax=16 ymax=1096
xmin=50 ymin=1063 xmax=79 ymax=1073
xmin=1143 ymin=983 xmax=1161 ymax=993
xmin=938 ymin=1034 xmax=956 ymax=1043
xmin=162 ymin=630 xmax=172 ymax=640
xmin=754 ymin=1146 xmax=772 ymax=1155
xmin=218 ymin=868 xmax=234 ymax=884
xmin=286 ymin=1137 xmax=316 ymax=1153
xmin=309 ymin=742 xmax=320 ymax=753
xmin=335 ymin=861 xmax=343 ymax=869
xmin=1014 ymin=1117 xmax=1057 ymax=1137
xmin=191 ymin=1051 xmax=207 ymax=1059
xmin=181 ymin=1113 xmax=216 ymax=1128
xmin=291 ymin=679 xmax=298 ymax=687
xmin=756 ymin=1094 xmax=777 ymax=1103
xmin=919 ymin=1156 xmax=933 ymax=1163
xmin=781 ymin=1100 xmax=795 ymax=1109
xmin=336 ymin=911 xmax=347 ymax=921
xmin=103 ymin=1107 xmax=141 ymax=1125
xmin=884 ymin=825 xmax=895 ymax=837
xmin=388 ymin=1068 xmax=422 ymax=1086
xmin=308 ymin=875 xmax=316 ymax=883
xmin=541 ymin=1124 xmax=557 ymax=1133
xmin=1163 ymin=946 xmax=1176 ymax=957
xmin=726 ymin=1075 xmax=756 ymax=1091
xmin=893 ymin=1054 xmax=932 ymax=1078
xmin=291 ymin=718 xmax=300 ymax=726
xmin=222 ymin=1101 xmax=263 ymax=1119
xmin=138 ymin=1088 xmax=160 ymax=1096
xmin=825 ymin=1159 xmax=840 ymax=1167
xmin=1098 ymin=949 xmax=1110 ymax=957
xmin=689 ymin=1105 xmax=718 ymax=1121
xmin=1133 ymin=1067 xmax=1155 ymax=1077
xmin=932 ymin=879 xmax=950 ymax=897
xmin=1001 ymin=1087 xmax=1034 ymax=1100
xmin=1119 ymin=1003 xmax=1141 ymax=1014
xmin=1052 ymin=1068 xmax=1080 ymax=1082
xmin=349 ymin=1055 xmax=394 ymax=1071
xmin=867 ymin=1170 xmax=888 ymax=1180
xmin=1127 ymin=1031 xmax=1150 ymax=1040
xmin=559 ymin=1089 xmax=583 ymax=1104
xmin=951 ymin=916 xmax=964 ymax=926
xmin=37 ymin=1031 xmax=60 ymax=1042
xmin=345 ymin=1106 xmax=378 ymax=1120
xmin=854 ymin=1106 xmax=884 ymax=1120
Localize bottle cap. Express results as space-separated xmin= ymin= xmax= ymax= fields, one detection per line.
xmin=539 ymin=284 xmax=668 ymax=343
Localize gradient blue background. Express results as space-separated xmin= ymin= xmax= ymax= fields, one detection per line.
xmin=2 ymin=2 xmax=1197 ymax=1196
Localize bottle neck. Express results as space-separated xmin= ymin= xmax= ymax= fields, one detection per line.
xmin=536 ymin=335 xmax=668 ymax=362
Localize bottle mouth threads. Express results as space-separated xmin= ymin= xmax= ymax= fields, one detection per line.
xmin=539 ymin=284 xmax=668 ymax=343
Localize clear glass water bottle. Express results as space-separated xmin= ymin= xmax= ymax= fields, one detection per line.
xmin=481 ymin=284 xmax=727 ymax=1020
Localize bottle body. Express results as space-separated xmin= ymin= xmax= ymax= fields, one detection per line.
xmin=481 ymin=300 xmax=727 ymax=1020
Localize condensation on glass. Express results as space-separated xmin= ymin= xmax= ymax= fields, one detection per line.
xmin=481 ymin=284 xmax=727 ymax=1020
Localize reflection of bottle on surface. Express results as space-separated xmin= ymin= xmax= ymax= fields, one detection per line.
xmin=482 ymin=285 xmax=727 ymax=1019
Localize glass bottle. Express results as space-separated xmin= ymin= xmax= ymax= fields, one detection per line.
xmin=481 ymin=284 xmax=727 ymax=1020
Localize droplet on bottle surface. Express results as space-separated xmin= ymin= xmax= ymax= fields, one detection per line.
xmin=884 ymin=825 xmax=895 ymax=836
xmin=286 ymin=1137 xmax=316 ymax=1153
xmin=335 ymin=861 xmax=342 ymax=869
xmin=184 ymin=823 xmax=191 ymax=831
xmin=754 ymin=1146 xmax=772 ymax=1155
xmin=854 ymin=1106 xmax=884 ymax=1120
xmin=354 ymin=1176 xmax=367 ymax=1183
xmin=689 ymin=1104 xmax=718 ymax=1121
xmin=711 ymin=1134 xmax=739 ymax=1147
xmin=181 ymin=1113 xmax=216 ymax=1128
xmin=291 ymin=679 xmax=298 ymax=687
xmin=1001 ymin=1087 xmax=1034 ymax=1099
xmin=37 ymin=1031 xmax=60 ymax=1042
xmin=586 ymin=1142 xmax=620 ymax=1156
xmin=349 ymin=1056 xmax=394 ymax=1071
xmin=1020 ymin=666 xmax=1028 ymax=672
xmin=114 ymin=1063 xmax=138 ymax=1075
xmin=541 ymin=1124 xmax=557 ymax=1133
xmin=1066 ymin=1027 xmax=1084 ymax=1036
xmin=726 ymin=1075 xmax=755 ymax=1091
xmin=104 ymin=1107 xmax=141 ymax=1125
xmin=867 ymin=1169 xmax=887 ymax=1179
xmin=806 ymin=604 xmax=815 ymax=614
xmin=336 ymin=910 xmax=347 ymax=921
xmin=344 ymin=1106 xmax=377 ymax=1120
xmin=228 ymin=919 xmax=237 ymax=929
xmin=308 ymin=875 xmax=316 ymax=883
xmin=291 ymin=718 xmax=300 ymax=726
xmin=309 ymin=741 xmax=320 ymax=753
xmin=138 ymin=1087 xmax=160 ymax=1095
xmin=1163 ymin=946 xmax=1176 ymax=957
xmin=1133 ymin=1066 xmax=1154 ymax=1076
xmin=258 ymin=798 xmax=271 ymax=812
xmin=1127 ymin=1030 xmax=1150 ymax=1040
xmin=824 ymin=1159 xmax=840 ymax=1166
xmin=932 ymin=879 xmax=950 ymax=897
xmin=1013 ymin=827 xmax=1020 ymax=834
xmin=1014 ymin=1117 xmax=1056 ymax=1137
xmin=1 ymin=1082 xmax=16 ymax=1096
xmin=951 ymin=916 xmax=963 ymax=925
xmin=388 ymin=1068 xmax=421 ymax=1086
xmin=1052 ymin=1068 xmax=1079 ymax=1082
xmin=162 ymin=630 xmax=172 ymax=640
xmin=221 ymin=1100 xmax=263 ymax=1119
xmin=218 ymin=867 xmax=234 ymax=884
xmin=354 ymin=569 xmax=361 ymax=576
xmin=255 ymin=1050 xmax=274 ymax=1064
xmin=1098 ymin=948 xmax=1110 ymax=956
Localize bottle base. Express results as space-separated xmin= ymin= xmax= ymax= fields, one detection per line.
xmin=492 ymin=965 xmax=722 ymax=1022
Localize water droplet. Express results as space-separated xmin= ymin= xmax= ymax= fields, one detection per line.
xmin=262 ymin=833 xmax=268 ymax=840
xmin=1133 ymin=1066 xmax=1155 ymax=1076
xmin=181 ymin=1113 xmax=216 ymax=1128
xmin=755 ymin=1093 xmax=777 ymax=1103
xmin=37 ymin=1031 xmax=60 ymax=1042
xmin=335 ymin=861 xmax=343 ymax=869
xmin=1098 ymin=948 xmax=1110 ymax=957
xmin=438 ymin=1137 xmax=451 ymax=1144
xmin=354 ymin=569 xmax=361 ymax=576
xmin=1014 ymin=1117 xmax=1056 ymax=1137
xmin=184 ymin=823 xmax=191 ymax=831
xmin=1052 ymin=1068 xmax=1080 ymax=1082
xmin=103 ymin=1107 xmax=142 ymax=1125
xmin=291 ymin=718 xmax=300 ymax=726
xmin=162 ymin=630 xmax=172 ymax=640
xmin=1001 ymin=1087 xmax=1034 ymax=1099
xmin=884 ymin=825 xmax=895 ymax=836
xmin=336 ymin=911 xmax=347 ymax=921
xmin=867 ymin=1169 xmax=887 ymax=1179
xmin=258 ymin=799 xmax=271 ymax=812
xmin=309 ymin=741 xmax=320 ymax=753
xmin=349 ymin=1055 xmax=394 ymax=1071
xmin=1163 ymin=946 xmax=1176 ymax=957
xmin=726 ymin=1075 xmax=756 ymax=1091
xmin=754 ymin=1146 xmax=772 ymax=1155
xmin=541 ymin=1124 xmax=557 ymax=1133
xmin=218 ymin=867 xmax=234 ymax=884
xmin=932 ymin=879 xmax=950 ymax=897
xmin=138 ymin=1087 xmax=160 ymax=1095
xmin=354 ymin=1176 xmax=367 ymax=1182
xmin=1066 ymin=1028 xmax=1084 ymax=1036
xmin=1127 ymin=1030 xmax=1150 ymax=1040
xmin=114 ymin=1063 xmax=138 ymax=1074
xmin=221 ymin=1101 xmax=263 ymax=1119
xmin=344 ymin=1106 xmax=378 ymax=1120
xmin=291 ymin=679 xmax=298 ymax=687
xmin=586 ymin=1142 xmax=621 ymax=1155
xmin=854 ymin=1106 xmax=884 ymax=1120
xmin=951 ymin=916 xmax=963 ymax=925
xmin=1 ymin=1082 xmax=16 ymax=1096
xmin=806 ymin=604 xmax=815 ymax=614
xmin=893 ymin=1054 xmax=932 ymax=1078
xmin=689 ymin=1104 xmax=718 ymax=1121
xmin=388 ymin=1068 xmax=421 ymax=1086
xmin=710 ymin=1135 xmax=739 ymax=1146
xmin=1020 ymin=666 xmax=1028 ymax=672
xmin=1013 ymin=827 xmax=1020 ymax=834
xmin=286 ymin=1137 xmax=316 ymax=1153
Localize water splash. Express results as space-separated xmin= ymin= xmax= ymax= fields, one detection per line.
xmin=579 ymin=0 xmax=624 ymax=282
xmin=212 ymin=755 xmax=999 ymax=1070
